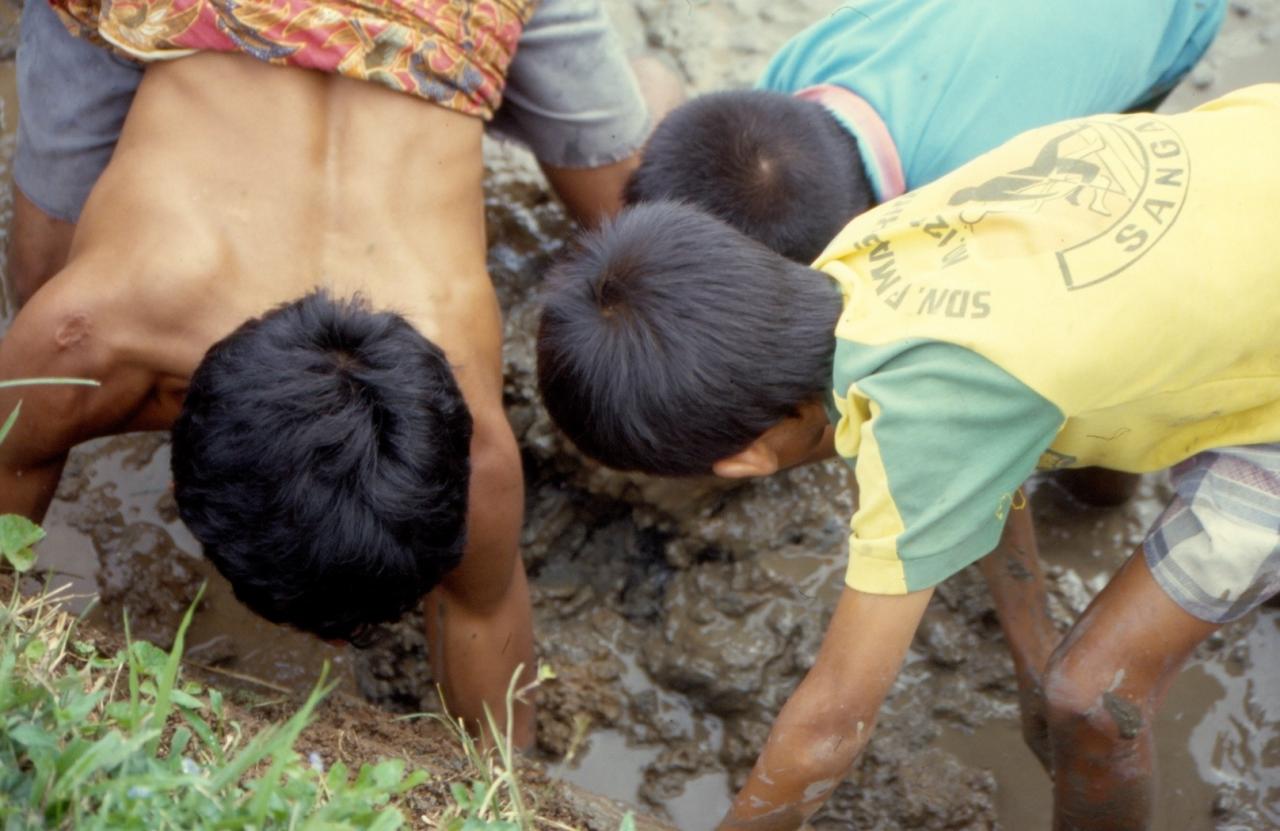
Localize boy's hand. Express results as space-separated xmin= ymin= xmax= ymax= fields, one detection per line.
xmin=715 ymin=585 xmax=933 ymax=831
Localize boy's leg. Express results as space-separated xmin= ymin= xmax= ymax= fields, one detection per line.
xmin=8 ymin=0 xmax=141 ymax=305
xmin=1045 ymin=444 xmax=1280 ymax=829
xmin=486 ymin=0 xmax=683 ymax=225
xmin=977 ymin=496 xmax=1059 ymax=769
xmin=1053 ymin=467 xmax=1141 ymax=507
xmin=1043 ymin=550 xmax=1215 ymax=831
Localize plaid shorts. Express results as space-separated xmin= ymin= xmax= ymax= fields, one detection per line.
xmin=1144 ymin=443 xmax=1280 ymax=624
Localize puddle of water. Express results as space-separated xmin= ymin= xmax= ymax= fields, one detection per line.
xmin=666 ymin=770 xmax=733 ymax=830
xmin=554 ymin=729 xmax=662 ymax=801
xmin=554 ymin=728 xmax=734 ymax=830
xmin=936 ymin=655 xmax=1259 ymax=831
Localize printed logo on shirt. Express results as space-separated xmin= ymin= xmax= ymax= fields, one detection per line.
xmin=948 ymin=116 xmax=1190 ymax=291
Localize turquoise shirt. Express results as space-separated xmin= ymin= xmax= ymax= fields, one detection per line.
xmin=758 ymin=0 xmax=1225 ymax=198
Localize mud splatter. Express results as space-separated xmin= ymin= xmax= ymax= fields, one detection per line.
xmin=1102 ymin=692 xmax=1144 ymax=741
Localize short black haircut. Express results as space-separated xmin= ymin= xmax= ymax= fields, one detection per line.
xmin=171 ymin=290 xmax=472 ymax=642
xmin=624 ymin=90 xmax=874 ymax=264
xmin=537 ymin=200 xmax=841 ymax=477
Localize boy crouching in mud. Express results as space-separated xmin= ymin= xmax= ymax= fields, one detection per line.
xmin=624 ymin=0 xmax=1227 ymax=512
xmin=537 ymin=84 xmax=1280 ymax=829
xmin=0 ymin=0 xmax=677 ymax=743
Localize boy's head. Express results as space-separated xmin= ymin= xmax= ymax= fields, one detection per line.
xmin=624 ymin=90 xmax=874 ymax=264
xmin=171 ymin=290 xmax=472 ymax=643
xmin=537 ymin=200 xmax=841 ymax=478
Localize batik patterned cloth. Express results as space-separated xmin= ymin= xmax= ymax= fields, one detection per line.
xmin=48 ymin=0 xmax=534 ymax=119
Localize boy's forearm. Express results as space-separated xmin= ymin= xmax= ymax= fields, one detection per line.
xmin=0 ymin=458 xmax=66 ymax=521
xmin=425 ymin=557 xmax=537 ymax=749
xmin=716 ymin=684 xmax=874 ymax=831
xmin=717 ymin=586 xmax=934 ymax=831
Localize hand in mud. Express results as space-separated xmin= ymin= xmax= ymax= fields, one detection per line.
xmin=1017 ymin=673 xmax=1052 ymax=772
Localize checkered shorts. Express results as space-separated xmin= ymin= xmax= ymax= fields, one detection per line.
xmin=1144 ymin=444 xmax=1280 ymax=624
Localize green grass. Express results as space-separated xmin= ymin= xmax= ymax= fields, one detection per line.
xmin=0 ymin=580 xmax=429 ymax=830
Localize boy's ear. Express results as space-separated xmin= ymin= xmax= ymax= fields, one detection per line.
xmin=712 ymin=439 xmax=779 ymax=479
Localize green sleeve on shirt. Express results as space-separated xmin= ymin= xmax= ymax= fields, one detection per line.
xmin=831 ymin=338 xmax=1063 ymax=592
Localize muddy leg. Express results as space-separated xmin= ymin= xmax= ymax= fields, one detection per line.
xmin=978 ymin=494 xmax=1059 ymax=769
xmin=1043 ymin=549 xmax=1216 ymax=831
xmin=6 ymin=190 xmax=75 ymax=307
xmin=1053 ymin=468 xmax=1141 ymax=508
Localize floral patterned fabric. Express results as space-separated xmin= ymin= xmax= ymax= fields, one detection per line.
xmin=48 ymin=0 xmax=534 ymax=119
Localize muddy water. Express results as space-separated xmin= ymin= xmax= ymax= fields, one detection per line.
xmin=6 ymin=0 xmax=1280 ymax=829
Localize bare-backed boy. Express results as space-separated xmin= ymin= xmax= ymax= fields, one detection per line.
xmin=0 ymin=0 xmax=677 ymax=741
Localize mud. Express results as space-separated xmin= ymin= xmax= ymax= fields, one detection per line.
xmin=7 ymin=0 xmax=1280 ymax=829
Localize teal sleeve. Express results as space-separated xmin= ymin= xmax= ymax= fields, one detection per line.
xmin=833 ymin=339 xmax=1063 ymax=592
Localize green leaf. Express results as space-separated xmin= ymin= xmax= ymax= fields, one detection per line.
xmin=207 ymin=686 xmax=224 ymax=720
xmin=9 ymin=723 xmax=57 ymax=752
xmin=169 ymin=688 xmax=204 ymax=710
xmin=126 ymin=641 xmax=169 ymax=680
xmin=449 ymin=781 xmax=473 ymax=809
xmin=180 ymin=710 xmax=220 ymax=761
xmin=170 ymin=726 xmax=193 ymax=761
xmin=369 ymin=759 xmax=405 ymax=790
xmin=620 ymin=812 xmax=637 ymax=831
xmin=23 ymin=638 xmax=46 ymax=661
xmin=326 ymin=760 xmax=350 ymax=791
xmin=0 ymin=514 xmax=45 ymax=573
xmin=0 ymin=402 xmax=20 ymax=446
xmin=365 ymin=810 xmax=406 ymax=831
xmin=0 ymin=378 xmax=101 ymax=390
xmin=392 ymin=768 xmax=429 ymax=794
xmin=460 ymin=820 xmax=518 ymax=831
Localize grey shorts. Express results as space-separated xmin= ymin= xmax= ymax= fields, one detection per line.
xmin=15 ymin=0 xmax=650 ymax=224
xmin=1144 ymin=444 xmax=1280 ymax=624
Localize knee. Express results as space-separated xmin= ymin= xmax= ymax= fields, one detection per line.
xmin=1043 ymin=652 xmax=1152 ymax=753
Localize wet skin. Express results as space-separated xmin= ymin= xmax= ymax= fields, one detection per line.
xmin=710 ymin=400 xmax=1217 ymax=830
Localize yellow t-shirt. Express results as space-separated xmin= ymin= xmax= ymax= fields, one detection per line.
xmin=817 ymin=84 xmax=1280 ymax=594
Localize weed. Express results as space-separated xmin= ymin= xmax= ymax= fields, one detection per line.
xmin=0 ymin=580 xmax=429 ymax=829
xmin=413 ymin=664 xmax=638 ymax=831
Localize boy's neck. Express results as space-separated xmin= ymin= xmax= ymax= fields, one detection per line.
xmin=796 ymin=84 xmax=902 ymax=207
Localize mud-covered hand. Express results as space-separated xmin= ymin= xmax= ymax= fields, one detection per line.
xmin=714 ymin=586 xmax=934 ymax=831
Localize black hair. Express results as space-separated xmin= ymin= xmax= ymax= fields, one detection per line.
xmin=171 ymin=290 xmax=472 ymax=642
xmin=624 ymin=90 xmax=874 ymax=264
xmin=537 ymin=200 xmax=841 ymax=477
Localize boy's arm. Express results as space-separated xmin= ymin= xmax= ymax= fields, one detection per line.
xmin=0 ymin=281 xmax=157 ymax=521
xmin=717 ymin=585 xmax=934 ymax=831
xmin=424 ymin=419 xmax=537 ymax=748
xmin=538 ymin=56 xmax=686 ymax=227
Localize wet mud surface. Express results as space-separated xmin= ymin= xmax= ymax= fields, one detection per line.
xmin=6 ymin=0 xmax=1280 ymax=828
